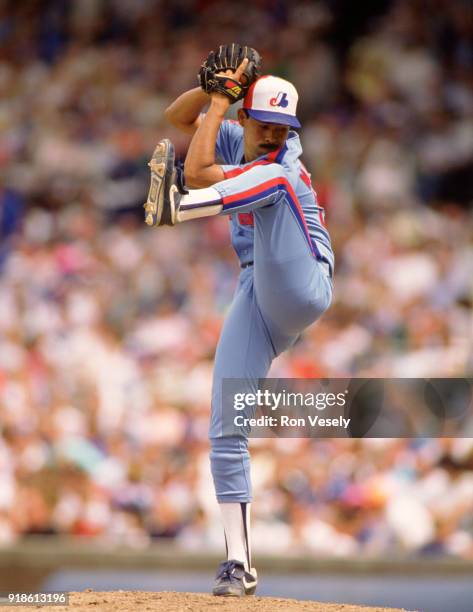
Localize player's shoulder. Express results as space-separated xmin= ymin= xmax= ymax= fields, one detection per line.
xmin=216 ymin=119 xmax=244 ymax=165
xmin=217 ymin=118 xmax=243 ymax=146
xmin=220 ymin=118 xmax=243 ymax=136
xmin=287 ymin=130 xmax=302 ymax=149
xmin=277 ymin=131 xmax=303 ymax=171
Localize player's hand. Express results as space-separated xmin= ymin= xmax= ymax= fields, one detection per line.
xmin=198 ymin=45 xmax=261 ymax=104
xmin=210 ymin=58 xmax=250 ymax=108
xmin=215 ymin=58 xmax=249 ymax=83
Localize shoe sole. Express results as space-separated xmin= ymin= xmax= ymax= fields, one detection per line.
xmin=212 ymin=587 xmax=256 ymax=597
xmin=144 ymin=139 xmax=175 ymax=226
xmin=212 ymin=577 xmax=257 ymax=597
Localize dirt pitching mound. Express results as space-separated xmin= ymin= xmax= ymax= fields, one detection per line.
xmin=4 ymin=590 xmax=412 ymax=612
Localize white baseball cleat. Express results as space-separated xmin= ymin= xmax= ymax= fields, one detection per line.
xmin=144 ymin=139 xmax=186 ymax=227
xmin=212 ymin=559 xmax=258 ymax=597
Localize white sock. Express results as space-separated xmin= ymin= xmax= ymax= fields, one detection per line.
xmin=219 ymin=502 xmax=251 ymax=571
xmin=177 ymin=187 xmax=222 ymax=222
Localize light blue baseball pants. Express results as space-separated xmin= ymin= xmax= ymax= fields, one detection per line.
xmin=207 ymin=164 xmax=333 ymax=502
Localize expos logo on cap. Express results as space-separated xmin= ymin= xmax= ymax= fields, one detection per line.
xmin=243 ymin=76 xmax=301 ymax=128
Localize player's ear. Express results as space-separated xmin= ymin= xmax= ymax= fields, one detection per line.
xmin=237 ymin=108 xmax=248 ymax=127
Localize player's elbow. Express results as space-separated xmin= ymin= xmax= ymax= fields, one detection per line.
xmin=183 ymin=163 xmax=206 ymax=188
xmin=164 ymin=107 xmax=197 ymax=135
xmin=184 ymin=162 xmax=223 ymax=188
xmin=163 ymin=106 xmax=180 ymax=128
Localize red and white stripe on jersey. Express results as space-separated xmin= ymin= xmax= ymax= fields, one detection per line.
xmin=222 ymin=175 xmax=317 ymax=258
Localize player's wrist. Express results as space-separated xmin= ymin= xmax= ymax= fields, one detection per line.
xmin=209 ymin=96 xmax=230 ymax=115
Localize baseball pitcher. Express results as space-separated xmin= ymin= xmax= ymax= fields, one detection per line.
xmin=145 ymin=43 xmax=334 ymax=597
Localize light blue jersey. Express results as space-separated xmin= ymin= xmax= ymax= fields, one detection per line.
xmin=215 ymin=119 xmax=334 ymax=275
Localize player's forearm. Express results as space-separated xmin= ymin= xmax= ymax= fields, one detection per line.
xmin=184 ymin=98 xmax=227 ymax=188
xmin=164 ymin=88 xmax=209 ymax=134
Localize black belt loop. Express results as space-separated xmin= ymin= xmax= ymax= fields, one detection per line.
xmin=241 ymin=261 xmax=254 ymax=269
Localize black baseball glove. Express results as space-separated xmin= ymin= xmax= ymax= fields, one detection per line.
xmin=198 ymin=43 xmax=262 ymax=103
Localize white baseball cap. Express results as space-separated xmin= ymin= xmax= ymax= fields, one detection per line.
xmin=243 ymin=75 xmax=301 ymax=128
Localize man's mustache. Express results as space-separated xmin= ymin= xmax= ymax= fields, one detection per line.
xmin=260 ymin=143 xmax=279 ymax=150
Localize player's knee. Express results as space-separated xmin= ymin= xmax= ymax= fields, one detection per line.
xmin=266 ymin=280 xmax=332 ymax=335
xmin=309 ymin=277 xmax=332 ymax=315
xmin=302 ymin=279 xmax=332 ymax=326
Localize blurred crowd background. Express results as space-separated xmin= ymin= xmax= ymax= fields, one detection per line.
xmin=1 ymin=0 xmax=473 ymax=558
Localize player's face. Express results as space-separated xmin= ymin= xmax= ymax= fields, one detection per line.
xmin=238 ymin=110 xmax=290 ymax=161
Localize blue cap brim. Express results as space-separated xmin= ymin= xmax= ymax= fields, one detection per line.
xmin=246 ymin=109 xmax=301 ymax=129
